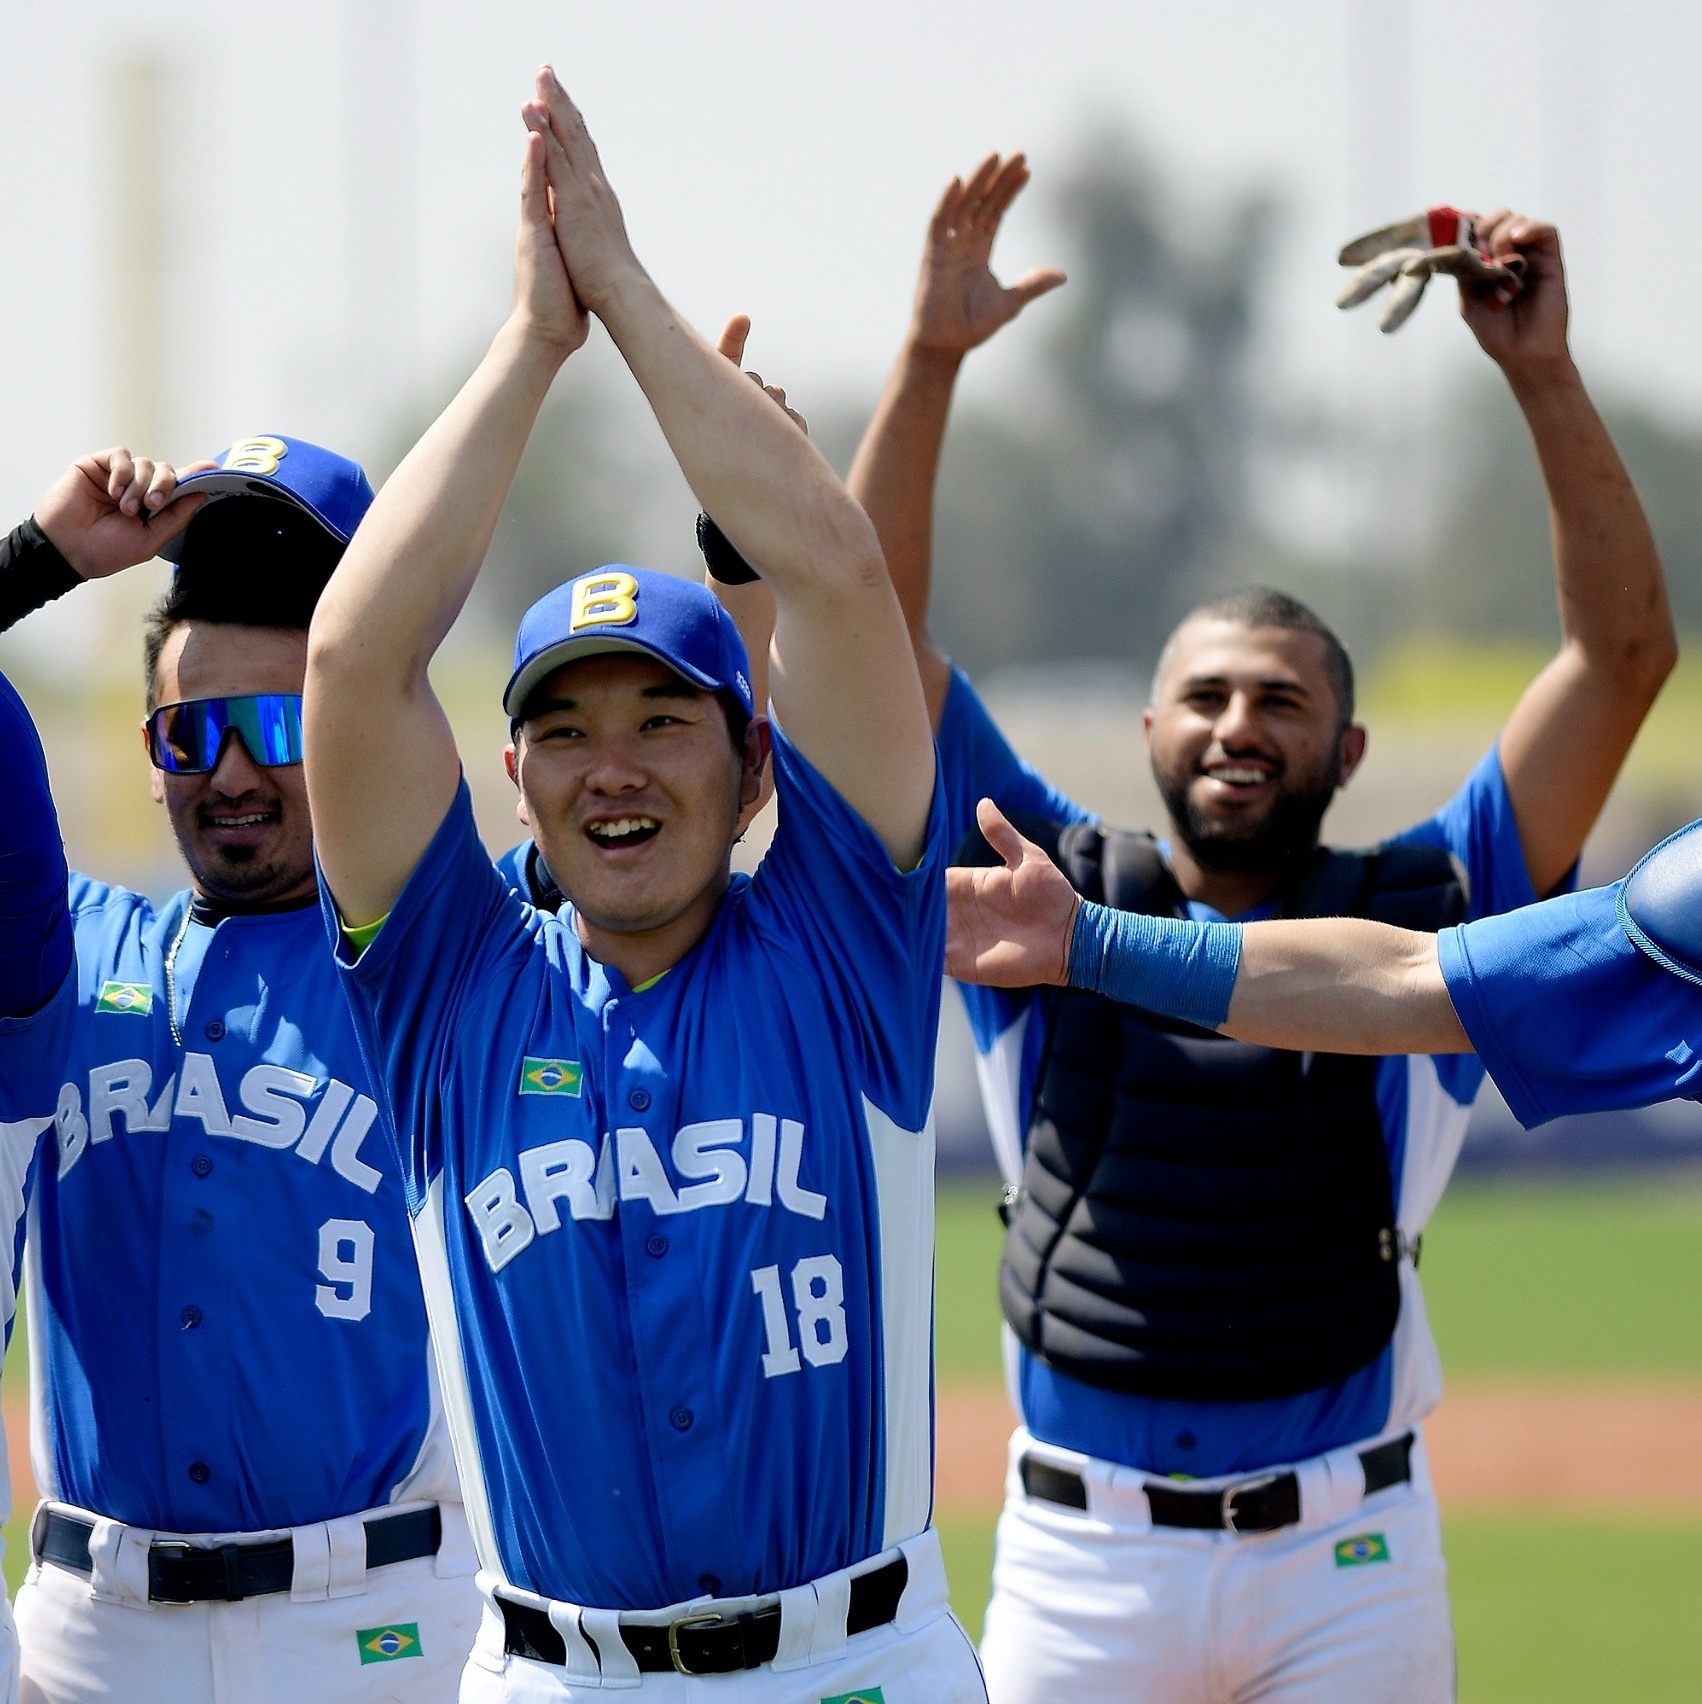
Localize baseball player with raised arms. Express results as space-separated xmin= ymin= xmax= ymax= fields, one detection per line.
xmin=0 ymin=442 xmax=480 ymax=1701
xmin=837 ymin=162 xmax=1673 ymax=1701
xmin=305 ymin=67 xmax=979 ymax=1701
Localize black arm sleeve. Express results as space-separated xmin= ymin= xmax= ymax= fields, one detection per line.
xmin=0 ymin=518 xmax=81 ymax=634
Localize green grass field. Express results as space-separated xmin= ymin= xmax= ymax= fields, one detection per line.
xmin=4 ymin=1177 xmax=1699 ymax=1698
xmin=931 ymin=1176 xmax=1702 ymax=1700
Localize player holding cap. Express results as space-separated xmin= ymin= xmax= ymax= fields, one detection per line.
xmin=0 ymin=441 xmax=479 ymax=1702
xmin=305 ymin=68 xmax=978 ymax=1701
xmin=842 ymin=166 xmax=1673 ymax=1701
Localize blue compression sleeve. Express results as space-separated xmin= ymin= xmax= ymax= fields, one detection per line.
xmin=1067 ymin=901 xmax=1241 ymax=1031
xmin=0 ymin=670 xmax=71 ymax=1017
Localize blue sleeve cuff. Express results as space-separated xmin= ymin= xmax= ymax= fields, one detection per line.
xmin=1067 ymin=901 xmax=1241 ymax=1031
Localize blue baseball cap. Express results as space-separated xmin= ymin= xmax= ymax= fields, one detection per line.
xmin=159 ymin=434 xmax=375 ymax=563
xmin=505 ymin=566 xmax=754 ymax=721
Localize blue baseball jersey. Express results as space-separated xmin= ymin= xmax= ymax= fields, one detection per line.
xmin=328 ymin=725 xmax=947 ymax=1611
xmin=938 ymin=666 xmax=1560 ymax=1478
xmin=1439 ymin=882 xmax=1702 ymax=1123
xmin=0 ymin=878 xmax=457 ymax=1532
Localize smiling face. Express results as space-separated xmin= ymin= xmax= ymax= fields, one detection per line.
xmin=1143 ymin=617 xmax=1366 ymax=875
xmin=148 ymin=621 xmax=316 ymax=905
xmin=508 ymin=652 xmax=767 ymax=959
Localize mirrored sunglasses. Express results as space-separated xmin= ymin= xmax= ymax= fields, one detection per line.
xmin=145 ymin=694 xmax=305 ymax=774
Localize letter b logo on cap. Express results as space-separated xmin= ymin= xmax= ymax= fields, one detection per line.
xmin=571 ymin=572 xmax=639 ymax=632
xmin=223 ymin=436 xmax=289 ymax=475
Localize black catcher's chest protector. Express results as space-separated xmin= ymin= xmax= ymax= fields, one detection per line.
xmin=997 ymin=819 xmax=1467 ymax=1402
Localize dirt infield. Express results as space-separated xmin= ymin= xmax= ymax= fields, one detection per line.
xmin=934 ymin=1379 xmax=1702 ymax=1516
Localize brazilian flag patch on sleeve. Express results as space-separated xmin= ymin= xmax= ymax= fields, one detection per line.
xmin=357 ymin=1622 xmax=422 ymax=1663
xmin=821 ymin=1691 xmax=886 ymax=1704
xmin=1334 ymin=1533 xmax=1390 ymax=1567
xmin=95 ymin=981 xmax=152 ymax=1015
xmin=519 ymin=1057 xmax=583 ymax=1097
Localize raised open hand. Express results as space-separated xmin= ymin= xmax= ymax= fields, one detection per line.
xmin=522 ymin=65 xmax=643 ymax=322
xmin=911 ymin=154 xmax=1066 ymax=357
xmin=715 ymin=314 xmax=808 ymax=436
xmin=945 ymin=799 xmax=1081 ymax=987
xmin=512 ymin=120 xmax=589 ymax=357
xmin=34 ymin=448 xmax=216 ymax=580
xmin=1459 ymin=210 xmax=1570 ymax=373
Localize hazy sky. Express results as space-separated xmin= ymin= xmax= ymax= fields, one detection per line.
xmin=2 ymin=0 xmax=1697 ymax=540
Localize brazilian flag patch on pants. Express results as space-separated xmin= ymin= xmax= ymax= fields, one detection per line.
xmin=1334 ymin=1533 xmax=1390 ymax=1567
xmin=357 ymin=1622 xmax=423 ymax=1663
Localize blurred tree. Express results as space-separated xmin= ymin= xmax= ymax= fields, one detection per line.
xmin=1416 ymin=375 xmax=1702 ymax=641
xmin=927 ymin=126 xmax=1278 ymax=674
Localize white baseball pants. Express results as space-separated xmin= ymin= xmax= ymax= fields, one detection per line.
xmin=459 ymin=1528 xmax=986 ymax=1701
xmin=15 ymin=1498 xmax=482 ymax=1703
xmin=980 ymin=1428 xmax=1455 ymax=1704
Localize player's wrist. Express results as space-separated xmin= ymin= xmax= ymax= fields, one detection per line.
xmin=1496 ymin=348 xmax=1580 ymax=399
xmin=496 ymin=309 xmax=579 ymax=375
xmin=900 ymin=334 xmax=969 ymax=377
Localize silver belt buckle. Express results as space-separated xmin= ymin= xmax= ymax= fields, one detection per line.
xmin=666 ymin=1611 xmax=724 ymax=1676
xmin=148 ymin=1539 xmax=195 ymax=1605
xmin=1220 ymin=1472 xmax=1281 ymax=1535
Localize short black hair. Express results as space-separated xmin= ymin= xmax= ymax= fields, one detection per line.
xmin=143 ymin=498 xmax=346 ymax=707
xmin=1172 ymin=585 xmax=1355 ymax=727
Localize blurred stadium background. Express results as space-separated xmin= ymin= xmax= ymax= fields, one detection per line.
xmin=4 ymin=2 xmax=1702 ymax=1695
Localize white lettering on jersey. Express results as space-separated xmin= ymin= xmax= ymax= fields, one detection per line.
xmin=746 ymin=1112 xmax=776 ymax=1205
xmin=329 ymin=1095 xmax=383 ymax=1194
xmin=229 ymin=1064 xmax=317 ymax=1148
xmin=50 ymin=1058 xmax=386 ymax=1190
xmin=616 ymin=1127 xmax=679 ymax=1214
xmin=520 ymin=1136 xmax=615 ymax=1230
xmin=55 ymin=1083 xmax=89 ymax=1177
xmin=775 ymin=1119 xmax=827 ymax=1220
xmin=465 ymin=1169 xmax=535 ymax=1272
xmin=296 ymin=1079 xmax=356 ymax=1165
xmin=88 ymin=1060 xmax=152 ymax=1143
xmin=174 ymin=1052 xmax=233 ymax=1134
xmin=316 ymin=1218 xmax=376 ymax=1320
xmin=466 ymin=1113 xmax=832 ymax=1272
xmin=751 ymin=1254 xmax=847 ymax=1377
xmin=673 ymin=1120 xmax=746 ymax=1210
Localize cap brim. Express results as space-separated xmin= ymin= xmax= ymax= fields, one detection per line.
xmin=157 ymin=472 xmax=345 ymax=563
xmin=503 ymin=635 xmax=724 ymax=718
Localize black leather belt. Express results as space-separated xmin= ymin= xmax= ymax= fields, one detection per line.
xmin=500 ymin=1554 xmax=908 ymax=1677
xmin=35 ymin=1504 xmax=442 ymax=1603
xmin=1021 ymin=1433 xmax=1415 ymax=1535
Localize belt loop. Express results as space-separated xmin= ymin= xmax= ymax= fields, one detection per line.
xmin=432 ymin=1501 xmax=477 ymax=1580
xmin=87 ymin=1517 xmax=152 ymax=1608
xmin=325 ymin=1513 xmax=368 ymax=1601
xmin=546 ymin=1602 xmax=603 ymax=1684
xmin=808 ymin=1564 xmax=852 ymax=1665
xmin=580 ymin=1607 xmax=640 ymax=1688
xmin=769 ymin=1582 xmax=818 ymax=1673
xmin=892 ymin=1531 xmax=948 ymax=1632
xmin=289 ymin=1520 xmax=333 ymax=1602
